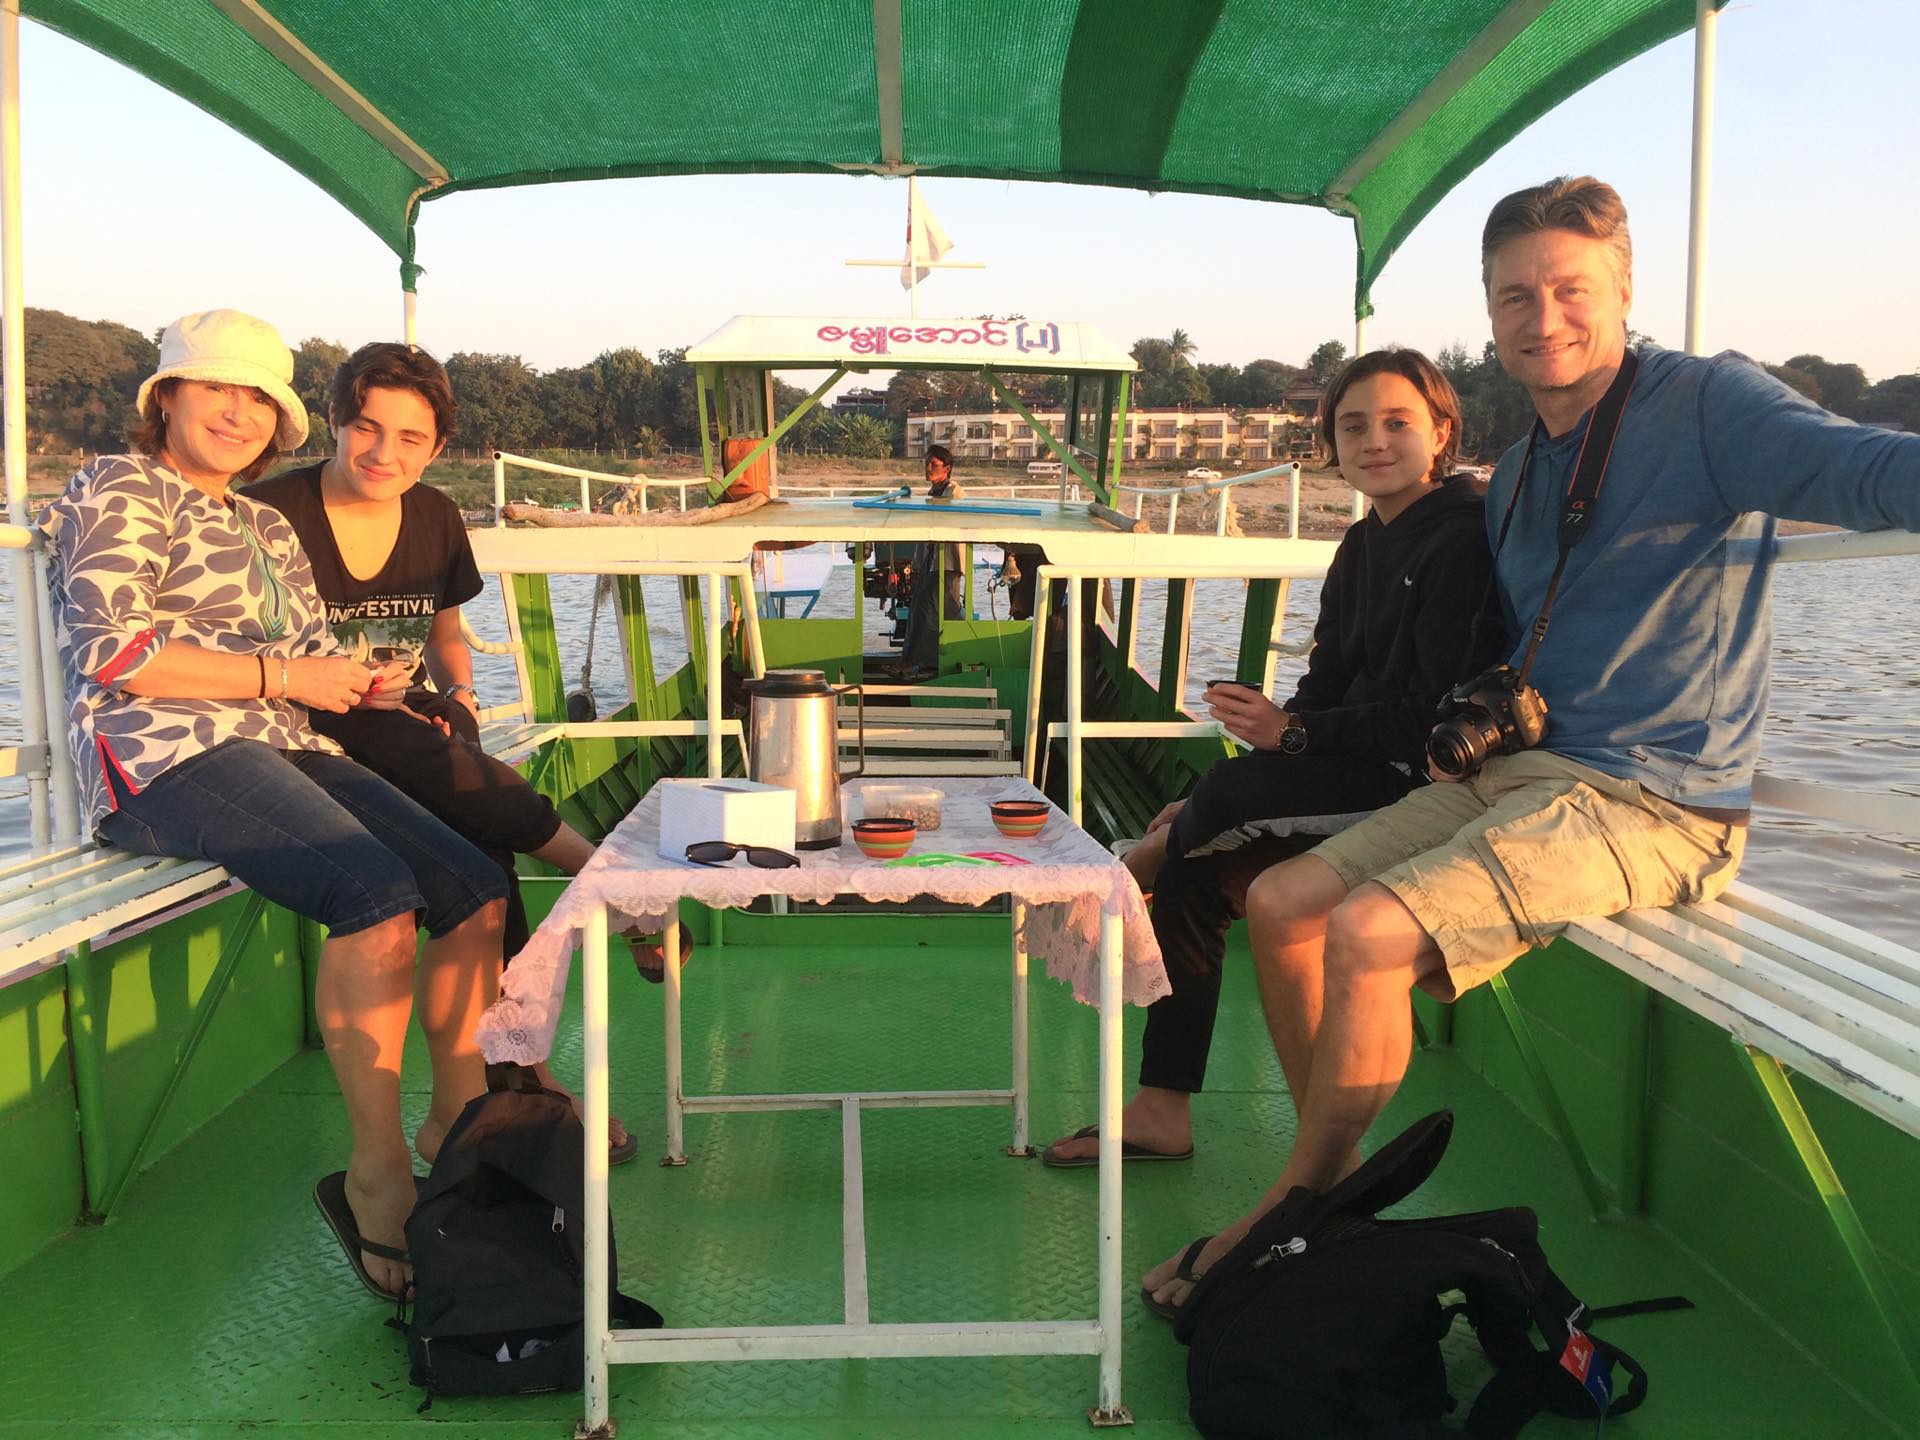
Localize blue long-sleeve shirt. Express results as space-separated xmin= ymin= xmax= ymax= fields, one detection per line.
xmin=1487 ymin=346 xmax=1920 ymax=808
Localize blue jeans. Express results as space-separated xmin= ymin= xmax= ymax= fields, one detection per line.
xmin=99 ymin=739 xmax=505 ymax=938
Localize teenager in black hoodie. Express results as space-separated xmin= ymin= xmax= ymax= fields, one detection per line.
xmin=1043 ymin=349 xmax=1505 ymax=1169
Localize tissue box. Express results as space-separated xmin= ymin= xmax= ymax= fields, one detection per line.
xmin=657 ymin=778 xmax=797 ymax=862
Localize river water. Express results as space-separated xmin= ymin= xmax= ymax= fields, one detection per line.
xmin=5 ymin=547 xmax=1915 ymax=947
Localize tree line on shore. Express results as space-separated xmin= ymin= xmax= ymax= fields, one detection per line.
xmin=10 ymin=307 xmax=1915 ymax=466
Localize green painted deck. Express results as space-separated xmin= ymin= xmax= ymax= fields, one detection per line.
xmin=0 ymin=910 xmax=1907 ymax=1438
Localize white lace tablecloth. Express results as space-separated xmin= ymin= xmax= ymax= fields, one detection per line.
xmin=477 ymin=776 xmax=1168 ymax=1064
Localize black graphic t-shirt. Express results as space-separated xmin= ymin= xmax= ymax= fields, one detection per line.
xmin=245 ymin=463 xmax=482 ymax=684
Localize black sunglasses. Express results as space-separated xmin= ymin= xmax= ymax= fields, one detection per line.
xmin=685 ymin=841 xmax=800 ymax=869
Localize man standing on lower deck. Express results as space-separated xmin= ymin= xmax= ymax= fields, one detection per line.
xmin=1142 ymin=174 xmax=1920 ymax=1317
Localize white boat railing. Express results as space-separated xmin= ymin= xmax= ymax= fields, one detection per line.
xmin=1024 ymin=529 xmax=1920 ymax=843
xmin=777 ymin=480 xmax=1080 ymax=500
xmin=5 ymin=518 xmax=1918 ymax=848
xmin=1113 ymin=461 xmax=1315 ymax=537
xmin=492 ymin=449 xmax=701 ymax=522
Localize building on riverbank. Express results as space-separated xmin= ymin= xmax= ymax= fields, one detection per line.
xmin=905 ymin=388 xmax=1324 ymax=467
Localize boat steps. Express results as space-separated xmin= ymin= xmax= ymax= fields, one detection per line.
xmin=839 ymin=726 xmax=1009 ymax=751
xmin=844 ymin=714 xmax=1021 ymax=733
xmin=860 ymin=756 xmax=1022 ymax=777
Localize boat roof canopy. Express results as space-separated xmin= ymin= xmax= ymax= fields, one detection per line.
xmin=26 ymin=0 xmax=1724 ymax=309
xmin=685 ymin=316 xmax=1136 ymax=374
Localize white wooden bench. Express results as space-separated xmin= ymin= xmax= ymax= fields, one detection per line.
xmin=0 ymin=704 xmax=572 ymax=1223
xmin=1470 ymin=779 xmax=1920 ymax=1405
xmin=0 ymin=842 xmax=237 ymax=990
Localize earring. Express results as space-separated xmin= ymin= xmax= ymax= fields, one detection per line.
xmin=161 ymin=412 xmax=171 ymax=424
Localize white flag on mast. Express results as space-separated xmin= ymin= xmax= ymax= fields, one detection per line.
xmin=900 ymin=177 xmax=954 ymax=288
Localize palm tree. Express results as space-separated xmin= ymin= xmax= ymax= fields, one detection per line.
xmin=1168 ymin=328 xmax=1197 ymax=369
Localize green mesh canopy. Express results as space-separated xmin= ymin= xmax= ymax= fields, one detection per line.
xmin=25 ymin=0 xmax=1717 ymax=310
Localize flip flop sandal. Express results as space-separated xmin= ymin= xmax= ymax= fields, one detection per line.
xmin=625 ymin=920 xmax=696 ymax=984
xmin=609 ymin=1122 xmax=640 ymax=1166
xmin=1040 ymin=1123 xmax=1196 ymax=1168
xmin=1140 ymin=1234 xmax=1212 ymax=1322
xmin=314 ymin=1170 xmax=416 ymax=1301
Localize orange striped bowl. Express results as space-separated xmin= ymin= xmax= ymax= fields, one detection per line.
xmin=852 ymin=817 xmax=916 ymax=859
xmin=989 ymin=800 xmax=1051 ymax=840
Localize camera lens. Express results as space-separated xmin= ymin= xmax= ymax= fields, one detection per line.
xmin=1426 ymin=725 xmax=1480 ymax=778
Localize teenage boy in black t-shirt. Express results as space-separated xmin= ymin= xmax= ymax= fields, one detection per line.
xmin=248 ymin=343 xmax=676 ymax=1166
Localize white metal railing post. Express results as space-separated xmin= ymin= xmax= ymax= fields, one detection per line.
xmin=1684 ymin=0 xmax=1718 ymax=355
xmin=492 ymin=450 xmax=505 ymax=526
xmin=1067 ymin=575 xmax=1083 ymax=826
xmin=1165 ymin=494 xmax=1179 ymax=534
xmin=705 ymin=572 xmax=724 ymax=777
xmin=662 ymin=907 xmax=687 ymax=1164
xmin=32 ymin=548 xmax=77 ymax=838
xmin=579 ymin=472 xmax=592 ymax=514
xmin=1095 ymin=905 xmax=1125 ymax=1420
xmin=1289 ymin=463 xmax=1302 ymax=539
xmin=1 ymin=0 xmax=48 ymax=850
xmin=581 ymin=900 xmax=612 ymax=1433
xmin=1009 ymin=899 xmax=1031 ymax=1156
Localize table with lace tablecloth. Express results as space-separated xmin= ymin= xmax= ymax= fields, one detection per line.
xmin=473 ymin=775 xmax=1163 ymax=1424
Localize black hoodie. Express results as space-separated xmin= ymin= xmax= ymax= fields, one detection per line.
xmin=1283 ymin=475 xmax=1506 ymax=771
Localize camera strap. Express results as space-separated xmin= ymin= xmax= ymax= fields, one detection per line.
xmin=1487 ymin=346 xmax=1640 ymax=687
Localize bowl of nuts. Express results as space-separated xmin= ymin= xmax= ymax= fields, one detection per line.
xmin=862 ymin=784 xmax=943 ymax=831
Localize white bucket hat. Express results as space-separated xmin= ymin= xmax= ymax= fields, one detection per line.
xmin=136 ymin=309 xmax=309 ymax=450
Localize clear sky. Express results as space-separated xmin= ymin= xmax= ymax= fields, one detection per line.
xmin=12 ymin=2 xmax=1918 ymax=385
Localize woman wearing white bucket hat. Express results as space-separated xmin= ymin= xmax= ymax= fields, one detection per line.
xmin=39 ymin=309 xmax=509 ymax=1303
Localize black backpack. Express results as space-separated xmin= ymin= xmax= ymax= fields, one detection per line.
xmin=1175 ymin=1111 xmax=1670 ymax=1440
xmin=403 ymin=1063 xmax=662 ymax=1397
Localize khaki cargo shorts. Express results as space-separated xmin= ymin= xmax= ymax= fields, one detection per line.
xmin=1309 ymin=750 xmax=1746 ymax=999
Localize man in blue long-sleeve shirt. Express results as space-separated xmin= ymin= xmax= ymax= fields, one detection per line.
xmin=1142 ymin=175 xmax=1920 ymax=1319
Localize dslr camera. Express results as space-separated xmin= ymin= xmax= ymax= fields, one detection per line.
xmin=1425 ymin=665 xmax=1549 ymax=780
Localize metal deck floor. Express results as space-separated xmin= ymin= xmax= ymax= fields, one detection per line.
xmin=0 ymin=918 xmax=1902 ymax=1438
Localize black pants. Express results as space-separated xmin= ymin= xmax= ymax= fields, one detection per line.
xmin=1140 ymin=750 xmax=1420 ymax=1093
xmin=901 ymin=541 xmax=967 ymax=669
xmin=309 ymin=694 xmax=564 ymax=959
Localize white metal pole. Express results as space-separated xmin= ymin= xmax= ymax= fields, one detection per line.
xmin=704 ymin=572 xmax=724 ymax=777
xmin=32 ymin=548 xmax=76 ymax=839
xmin=2 ymin=0 xmax=48 ymax=851
xmin=402 ymin=287 xmax=417 ymax=348
xmin=1094 ymin=905 xmax=1126 ymax=1421
xmin=1066 ymin=577 xmax=1083 ymax=827
xmin=581 ymin=899 xmax=612 ymax=1433
xmin=1684 ymin=0 xmax=1718 ymax=356
xmin=579 ymin=472 xmax=592 ymax=514
xmin=662 ymin=901 xmax=686 ymax=1164
xmin=1289 ymin=462 xmax=1302 ymax=540
xmin=492 ymin=451 xmax=505 ymax=526
xmin=1008 ymin=899 xmax=1031 ymax=1156
xmin=1019 ymin=577 xmax=1051 ymax=782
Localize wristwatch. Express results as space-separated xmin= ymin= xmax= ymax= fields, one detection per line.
xmin=446 ymin=683 xmax=479 ymax=704
xmin=1277 ymin=713 xmax=1309 ymax=755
